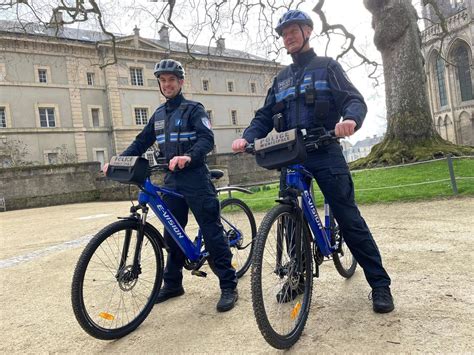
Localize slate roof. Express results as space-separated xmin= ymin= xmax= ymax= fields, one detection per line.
xmin=352 ymin=136 xmax=383 ymax=149
xmin=0 ymin=20 xmax=270 ymax=62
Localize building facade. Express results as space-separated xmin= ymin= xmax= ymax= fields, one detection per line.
xmin=421 ymin=0 xmax=474 ymax=146
xmin=0 ymin=20 xmax=278 ymax=167
xmin=340 ymin=135 xmax=384 ymax=163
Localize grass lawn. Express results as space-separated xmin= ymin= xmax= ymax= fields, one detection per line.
xmin=219 ymin=157 xmax=474 ymax=212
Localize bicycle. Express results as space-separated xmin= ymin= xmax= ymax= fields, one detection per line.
xmin=71 ymin=159 xmax=256 ymax=340
xmin=247 ymin=129 xmax=358 ymax=349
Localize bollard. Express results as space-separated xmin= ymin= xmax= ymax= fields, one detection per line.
xmin=446 ymin=154 xmax=458 ymax=195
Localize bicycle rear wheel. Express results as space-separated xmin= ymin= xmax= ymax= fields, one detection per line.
xmin=220 ymin=198 xmax=256 ymax=278
xmin=71 ymin=220 xmax=163 ymax=340
xmin=331 ymin=216 xmax=357 ymax=278
xmin=251 ymin=204 xmax=313 ymax=349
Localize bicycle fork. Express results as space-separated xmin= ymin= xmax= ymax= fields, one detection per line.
xmin=116 ymin=205 xmax=149 ymax=282
xmin=274 ymin=202 xmax=304 ymax=285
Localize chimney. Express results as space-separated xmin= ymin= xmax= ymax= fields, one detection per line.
xmin=216 ymin=37 xmax=225 ymax=54
xmin=133 ymin=26 xmax=140 ymax=48
xmin=133 ymin=26 xmax=140 ymax=37
xmin=49 ymin=10 xmax=63 ymax=30
xmin=159 ymin=25 xmax=170 ymax=46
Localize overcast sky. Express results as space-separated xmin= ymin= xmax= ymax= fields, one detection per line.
xmin=2 ymin=1 xmax=426 ymax=144
xmin=108 ymin=1 xmax=394 ymax=143
xmin=112 ymin=1 xmax=399 ymax=143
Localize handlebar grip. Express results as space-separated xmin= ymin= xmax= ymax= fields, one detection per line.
xmin=233 ymin=143 xmax=255 ymax=155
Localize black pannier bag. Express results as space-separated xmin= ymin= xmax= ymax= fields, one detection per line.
xmin=106 ymin=156 xmax=149 ymax=185
xmin=254 ymin=129 xmax=307 ymax=170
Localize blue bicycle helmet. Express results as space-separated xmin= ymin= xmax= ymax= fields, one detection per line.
xmin=154 ymin=59 xmax=185 ymax=79
xmin=275 ymin=10 xmax=313 ymax=36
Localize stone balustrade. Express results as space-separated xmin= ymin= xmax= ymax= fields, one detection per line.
xmin=421 ymin=9 xmax=470 ymax=44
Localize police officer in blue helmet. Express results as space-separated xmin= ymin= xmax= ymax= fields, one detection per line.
xmin=119 ymin=59 xmax=238 ymax=312
xmin=232 ymin=10 xmax=394 ymax=313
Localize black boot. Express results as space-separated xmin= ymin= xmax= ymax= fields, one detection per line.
xmin=371 ymin=286 xmax=395 ymax=313
xmin=216 ymin=288 xmax=238 ymax=312
xmin=155 ymin=284 xmax=185 ymax=304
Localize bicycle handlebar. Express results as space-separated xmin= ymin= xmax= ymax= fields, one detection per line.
xmin=148 ymin=160 xmax=192 ymax=175
xmin=244 ymin=143 xmax=256 ymax=154
xmin=148 ymin=163 xmax=170 ymax=173
xmin=304 ymin=129 xmax=339 ymax=151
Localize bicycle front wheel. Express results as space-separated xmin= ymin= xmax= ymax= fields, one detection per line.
xmin=220 ymin=198 xmax=256 ymax=278
xmin=71 ymin=220 xmax=164 ymax=340
xmin=251 ymin=204 xmax=313 ymax=349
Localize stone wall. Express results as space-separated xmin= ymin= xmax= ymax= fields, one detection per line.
xmin=0 ymin=156 xmax=278 ymax=211
xmin=0 ymin=162 xmax=136 ymax=211
xmin=207 ymin=153 xmax=279 ymax=186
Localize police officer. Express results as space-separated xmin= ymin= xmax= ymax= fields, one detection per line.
xmin=115 ymin=59 xmax=238 ymax=312
xmin=232 ymin=10 xmax=394 ymax=313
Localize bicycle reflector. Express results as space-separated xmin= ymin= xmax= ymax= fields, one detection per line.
xmin=99 ymin=312 xmax=115 ymax=321
xmin=290 ymin=302 xmax=302 ymax=320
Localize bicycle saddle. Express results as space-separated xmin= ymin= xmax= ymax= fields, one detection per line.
xmin=210 ymin=169 xmax=224 ymax=180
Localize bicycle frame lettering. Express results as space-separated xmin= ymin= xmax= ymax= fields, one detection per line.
xmin=157 ymin=204 xmax=185 ymax=239
xmin=286 ymin=165 xmax=338 ymax=256
xmin=138 ymin=179 xmax=201 ymax=261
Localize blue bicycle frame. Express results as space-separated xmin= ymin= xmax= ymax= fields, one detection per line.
xmin=285 ymin=164 xmax=339 ymax=256
xmin=136 ymin=177 xmax=242 ymax=263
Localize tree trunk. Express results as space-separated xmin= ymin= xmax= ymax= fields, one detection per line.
xmin=364 ymin=0 xmax=436 ymax=144
xmin=353 ymin=0 xmax=474 ymax=168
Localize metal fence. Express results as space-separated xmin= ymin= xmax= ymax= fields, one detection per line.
xmin=350 ymin=155 xmax=473 ymax=195
xmin=223 ymin=155 xmax=473 ymax=200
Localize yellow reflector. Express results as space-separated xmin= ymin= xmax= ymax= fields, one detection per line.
xmin=290 ymin=302 xmax=301 ymax=320
xmin=99 ymin=312 xmax=115 ymax=321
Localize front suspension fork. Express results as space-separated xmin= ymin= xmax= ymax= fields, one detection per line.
xmin=116 ymin=205 xmax=148 ymax=279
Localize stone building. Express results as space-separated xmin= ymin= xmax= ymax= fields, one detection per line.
xmin=421 ymin=0 xmax=474 ymax=145
xmin=340 ymin=135 xmax=384 ymax=163
xmin=0 ymin=19 xmax=278 ymax=167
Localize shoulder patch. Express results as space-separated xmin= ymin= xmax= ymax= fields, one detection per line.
xmin=201 ymin=117 xmax=212 ymax=129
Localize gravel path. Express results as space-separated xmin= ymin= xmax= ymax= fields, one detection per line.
xmin=0 ymin=197 xmax=473 ymax=353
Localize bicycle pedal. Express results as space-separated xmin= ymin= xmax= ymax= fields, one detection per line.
xmin=191 ymin=270 xmax=207 ymax=278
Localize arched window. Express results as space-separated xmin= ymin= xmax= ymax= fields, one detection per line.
xmin=435 ymin=55 xmax=448 ymax=107
xmin=437 ymin=116 xmax=443 ymax=134
xmin=444 ymin=116 xmax=452 ymax=140
xmin=458 ymin=111 xmax=473 ymax=145
xmin=453 ymin=45 xmax=473 ymax=101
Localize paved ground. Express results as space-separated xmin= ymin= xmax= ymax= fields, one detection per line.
xmin=0 ymin=197 xmax=473 ymax=353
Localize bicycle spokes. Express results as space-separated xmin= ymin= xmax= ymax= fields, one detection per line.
xmin=220 ymin=199 xmax=256 ymax=278
xmin=251 ymin=205 xmax=313 ymax=349
xmin=260 ymin=213 xmax=308 ymax=334
xmin=80 ymin=227 xmax=158 ymax=331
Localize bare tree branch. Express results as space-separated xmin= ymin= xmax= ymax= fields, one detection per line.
xmin=312 ymin=0 xmax=381 ymax=84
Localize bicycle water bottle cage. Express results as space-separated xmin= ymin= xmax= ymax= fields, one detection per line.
xmin=254 ymin=129 xmax=307 ymax=170
xmin=106 ymin=156 xmax=149 ymax=185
